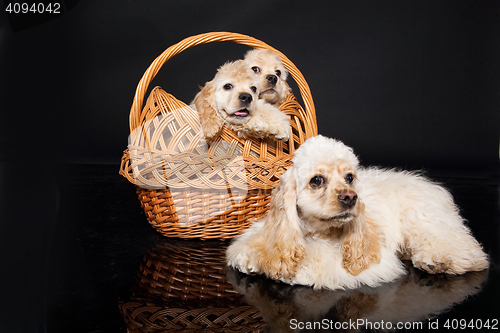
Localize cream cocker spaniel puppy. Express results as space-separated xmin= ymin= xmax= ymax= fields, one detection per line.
xmin=192 ymin=59 xmax=290 ymax=142
xmin=227 ymin=135 xmax=489 ymax=290
xmin=243 ymin=48 xmax=292 ymax=106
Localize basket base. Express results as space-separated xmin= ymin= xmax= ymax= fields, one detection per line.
xmin=136 ymin=186 xmax=272 ymax=240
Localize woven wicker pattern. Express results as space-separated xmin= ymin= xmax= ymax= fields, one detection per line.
xmin=119 ymin=240 xmax=265 ymax=332
xmin=119 ymin=32 xmax=317 ymax=239
xmin=120 ymin=303 xmax=264 ymax=333
xmin=135 ymin=241 xmax=238 ymax=300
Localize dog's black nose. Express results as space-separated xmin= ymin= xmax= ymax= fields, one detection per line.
xmin=239 ymin=93 xmax=253 ymax=105
xmin=338 ymin=190 xmax=357 ymax=208
xmin=266 ymin=74 xmax=278 ymax=85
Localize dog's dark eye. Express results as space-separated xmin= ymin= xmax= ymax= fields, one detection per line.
xmin=275 ymin=69 xmax=281 ymax=77
xmin=309 ymin=175 xmax=325 ymax=188
xmin=345 ymin=173 xmax=354 ymax=184
xmin=252 ymin=66 xmax=261 ymax=74
xmin=223 ymin=83 xmax=233 ymax=90
xmin=250 ymin=86 xmax=257 ymax=93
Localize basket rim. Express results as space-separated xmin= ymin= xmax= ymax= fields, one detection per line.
xmin=128 ymin=31 xmax=317 ymax=135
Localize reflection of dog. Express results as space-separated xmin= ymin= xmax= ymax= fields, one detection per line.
xmin=192 ymin=60 xmax=290 ymax=142
xmin=227 ymin=265 xmax=487 ymax=333
xmin=227 ymin=135 xmax=489 ymax=290
xmin=243 ymin=49 xmax=292 ymax=106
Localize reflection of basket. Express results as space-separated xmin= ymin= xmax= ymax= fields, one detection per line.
xmin=135 ymin=241 xmax=237 ymax=300
xmin=119 ymin=239 xmax=265 ymax=332
xmin=119 ymin=32 xmax=317 ymax=239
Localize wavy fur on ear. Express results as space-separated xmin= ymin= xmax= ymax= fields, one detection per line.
xmin=257 ymin=167 xmax=305 ymax=279
xmin=280 ymin=82 xmax=292 ymax=105
xmin=341 ymin=201 xmax=381 ymax=275
xmin=226 ymin=167 xmax=305 ymax=280
xmin=192 ymin=81 xmax=224 ymax=140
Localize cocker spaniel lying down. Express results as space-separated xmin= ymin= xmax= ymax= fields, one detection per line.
xmin=226 ymin=135 xmax=489 ymax=290
xmin=192 ymin=59 xmax=290 ymax=142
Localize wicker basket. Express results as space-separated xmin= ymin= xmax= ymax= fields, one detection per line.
xmin=119 ymin=32 xmax=317 ymax=240
xmin=119 ymin=239 xmax=265 ymax=332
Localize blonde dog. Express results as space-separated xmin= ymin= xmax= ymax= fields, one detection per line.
xmin=226 ymin=135 xmax=489 ymax=290
xmin=243 ymin=49 xmax=292 ymax=106
xmin=192 ymin=60 xmax=290 ymax=141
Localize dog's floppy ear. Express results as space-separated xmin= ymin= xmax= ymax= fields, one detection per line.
xmin=257 ymin=167 xmax=305 ymax=279
xmin=278 ymin=81 xmax=292 ymax=105
xmin=193 ymin=80 xmax=224 ymax=141
xmin=341 ymin=201 xmax=381 ymax=276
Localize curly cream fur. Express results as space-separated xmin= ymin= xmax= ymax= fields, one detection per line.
xmin=227 ymin=135 xmax=489 ymax=290
xmin=243 ymin=49 xmax=292 ymax=106
xmin=191 ymin=60 xmax=290 ymax=142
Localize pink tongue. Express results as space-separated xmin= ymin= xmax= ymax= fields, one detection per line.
xmin=234 ymin=110 xmax=249 ymax=116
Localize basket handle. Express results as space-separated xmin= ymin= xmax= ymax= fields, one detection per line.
xmin=129 ymin=31 xmax=317 ymax=134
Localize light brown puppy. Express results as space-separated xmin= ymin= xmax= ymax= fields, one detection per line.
xmin=192 ymin=60 xmax=290 ymax=141
xmin=243 ymin=49 xmax=292 ymax=106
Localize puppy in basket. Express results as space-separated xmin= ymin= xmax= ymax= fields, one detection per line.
xmin=243 ymin=48 xmax=292 ymax=106
xmin=226 ymin=135 xmax=489 ymax=290
xmin=192 ymin=59 xmax=290 ymax=142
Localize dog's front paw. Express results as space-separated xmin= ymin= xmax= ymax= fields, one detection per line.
xmin=268 ymin=122 xmax=290 ymax=142
xmin=272 ymin=129 xmax=290 ymax=142
xmin=228 ymin=252 xmax=259 ymax=275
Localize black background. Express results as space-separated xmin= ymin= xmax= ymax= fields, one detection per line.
xmin=1 ymin=1 xmax=499 ymax=332
xmin=2 ymin=0 xmax=499 ymax=170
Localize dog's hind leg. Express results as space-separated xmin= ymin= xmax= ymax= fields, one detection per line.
xmin=400 ymin=180 xmax=489 ymax=274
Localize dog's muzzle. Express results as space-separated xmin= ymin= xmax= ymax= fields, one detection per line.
xmin=233 ymin=109 xmax=249 ymax=117
xmin=239 ymin=93 xmax=253 ymax=105
xmin=319 ymin=211 xmax=355 ymax=224
xmin=231 ymin=93 xmax=253 ymax=118
xmin=338 ymin=190 xmax=357 ymax=208
xmin=266 ymin=74 xmax=278 ymax=85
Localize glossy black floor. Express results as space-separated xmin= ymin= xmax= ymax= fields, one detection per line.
xmin=39 ymin=164 xmax=500 ymax=332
